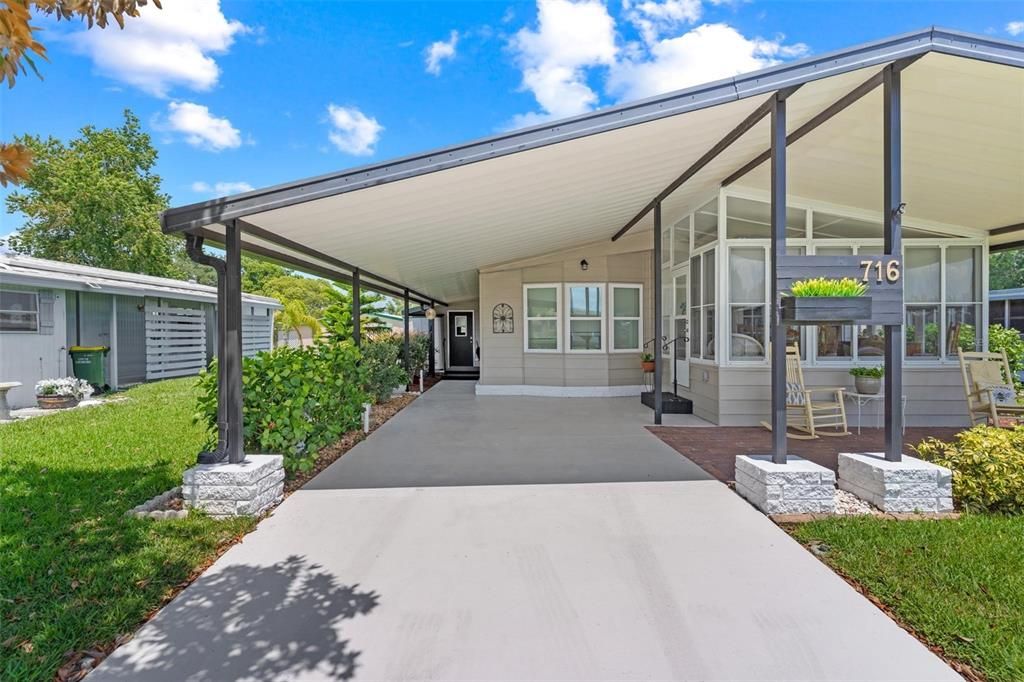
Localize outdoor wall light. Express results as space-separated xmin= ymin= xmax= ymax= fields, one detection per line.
xmin=893 ymin=202 xmax=907 ymax=217
xmin=580 ymin=259 xmax=589 ymax=271
xmin=425 ymin=307 xmax=437 ymax=320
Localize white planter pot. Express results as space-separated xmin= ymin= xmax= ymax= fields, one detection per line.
xmin=854 ymin=376 xmax=881 ymax=395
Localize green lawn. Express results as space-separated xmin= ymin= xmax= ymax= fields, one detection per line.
xmin=791 ymin=515 xmax=1024 ymax=682
xmin=0 ymin=379 xmax=255 ymax=681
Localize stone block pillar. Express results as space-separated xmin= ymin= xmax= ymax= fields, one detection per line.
xmin=183 ymin=454 xmax=285 ymax=518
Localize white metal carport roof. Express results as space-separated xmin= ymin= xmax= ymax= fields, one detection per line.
xmin=161 ymin=27 xmax=1024 ymax=305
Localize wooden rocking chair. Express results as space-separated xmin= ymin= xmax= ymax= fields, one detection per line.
xmin=761 ymin=345 xmax=850 ymax=439
xmin=957 ymin=348 xmax=1024 ymax=427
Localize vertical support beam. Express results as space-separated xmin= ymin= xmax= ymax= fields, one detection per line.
xmin=109 ymin=296 xmax=119 ymax=391
xmin=770 ymin=93 xmax=788 ymax=465
xmin=403 ymin=288 xmax=411 ymax=372
xmin=883 ymin=64 xmax=903 ymax=463
xmin=428 ymin=300 xmax=436 ymax=377
xmin=351 ymin=268 xmax=361 ymax=348
xmin=652 ymin=202 xmax=664 ymax=425
xmin=224 ymin=219 xmax=245 ymax=464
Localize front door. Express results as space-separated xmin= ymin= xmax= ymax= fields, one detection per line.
xmin=673 ymin=269 xmax=690 ymax=389
xmin=448 ymin=311 xmax=474 ymax=367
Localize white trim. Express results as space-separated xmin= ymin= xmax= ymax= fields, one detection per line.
xmin=475 ymin=383 xmax=646 ymax=398
xmin=565 ymin=283 xmax=606 ymax=353
xmin=609 ymin=283 xmax=643 ymax=353
xmin=523 ymin=283 xmax=561 ymax=353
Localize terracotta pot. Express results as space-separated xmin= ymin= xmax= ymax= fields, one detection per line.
xmin=36 ymin=394 xmax=80 ymax=410
xmin=641 ymin=361 xmax=655 ymax=372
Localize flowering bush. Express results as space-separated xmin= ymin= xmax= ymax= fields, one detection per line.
xmin=34 ymin=377 xmax=93 ymax=400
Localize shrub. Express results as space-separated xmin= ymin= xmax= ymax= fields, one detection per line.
xmin=849 ymin=366 xmax=883 ymax=378
xmin=408 ymin=333 xmax=431 ymax=374
xmin=989 ymin=324 xmax=1024 ymax=392
xmin=361 ymin=335 xmax=409 ymax=403
xmin=913 ymin=426 xmax=1024 ymax=514
xmin=789 ymin=277 xmax=866 ymax=298
xmin=196 ymin=342 xmax=368 ymax=473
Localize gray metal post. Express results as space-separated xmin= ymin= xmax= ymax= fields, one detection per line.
xmin=352 ymin=268 xmax=361 ymax=348
xmin=883 ymin=64 xmax=903 ymax=462
xmin=224 ymin=219 xmax=245 ymax=464
xmin=770 ymin=93 xmax=788 ymax=465
xmin=652 ymin=202 xmax=663 ymax=425
xmin=428 ymin=300 xmax=436 ymax=377
xmin=403 ymin=288 xmax=410 ymax=372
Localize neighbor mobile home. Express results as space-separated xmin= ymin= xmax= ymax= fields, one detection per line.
xmin=0 ymin=255 xmax=281 ymax=408
xmin=160 ymin=28 xmax=1024 ymax=437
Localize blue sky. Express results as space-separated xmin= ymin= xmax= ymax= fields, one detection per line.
xmin=2 ymin=0 xmax=1023 ymax=240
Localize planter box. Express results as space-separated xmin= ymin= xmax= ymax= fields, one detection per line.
xmin=36 ymin=394 xmax=80 ymax=410
xmin=780 ymin=296 xmax=871 ymax=325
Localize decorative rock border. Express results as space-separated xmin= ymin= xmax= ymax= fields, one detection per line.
xmin=125 ymin=486 xmax=188 ymax=520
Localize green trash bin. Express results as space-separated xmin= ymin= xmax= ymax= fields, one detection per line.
xmin=69 ymin=346 xmax=109 ymax=390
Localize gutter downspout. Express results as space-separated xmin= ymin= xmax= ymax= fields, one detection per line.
xmin=185 ymin=233 xmax=229 ymax=464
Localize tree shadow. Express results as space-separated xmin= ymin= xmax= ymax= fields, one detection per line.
xmin=93 ymin=555 xmax=379 ymax=681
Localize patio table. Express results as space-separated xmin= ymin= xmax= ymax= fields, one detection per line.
xmin=845 ymin=391 xmax=907 ymax=435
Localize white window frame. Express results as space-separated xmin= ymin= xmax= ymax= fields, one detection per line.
xmin=609 ymin=283 xmax=643 ymax=353
xmin=726 ymin=244 xmax=769 ymax=363
xmin=0 ymin=289 xmax=40 ymax=333
xmin=564 ymin=283 xmax=606 ymax=353
xmin=523 ymin=283 xmax=561 ymax=353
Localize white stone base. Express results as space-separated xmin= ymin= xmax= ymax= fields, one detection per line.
xmin=838 ymin=452 xmax=953 ymax=513
xmin=735 ymin=455 xmax=837 ymax=515
xmin=182 ymin=455 xmax=285 ymax=518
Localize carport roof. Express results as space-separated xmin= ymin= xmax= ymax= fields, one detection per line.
xmin=162 ymin=27 xmax=1024 ymax=304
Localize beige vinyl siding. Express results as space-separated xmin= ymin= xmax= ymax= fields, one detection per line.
xmin=479 ymin=235 xmax=652 ymax=388
xmin=714 ymin=366 xmax=970 ymax=427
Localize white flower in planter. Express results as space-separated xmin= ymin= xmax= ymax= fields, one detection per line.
xmin=34 ymin=377 xmax=94 ymax=400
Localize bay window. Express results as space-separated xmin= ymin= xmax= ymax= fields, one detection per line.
xmin=524 ymin=284 xmax=560 ymax=352
xmin=611 ymin=284 xmax=643 ymax=351
xmin=566 ymin=284 xmax=604 ymax=352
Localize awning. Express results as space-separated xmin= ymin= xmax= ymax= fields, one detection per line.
xmin=162 ymin=27 xmax=1024 ymax=304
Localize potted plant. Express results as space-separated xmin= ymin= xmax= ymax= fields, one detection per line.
xmin=849 ymin=366 xmax=884 ymax=394
xmin=34 ymin=377 xmax=93 ymax=410
xmin=781 ymin=277 xmax=871 ymax=325
xmin=640 ymin=353 xmax=655 ymax=372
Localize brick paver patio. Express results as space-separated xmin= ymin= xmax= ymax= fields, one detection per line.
xmin=648 ymin=426 xmax=964 ymax=483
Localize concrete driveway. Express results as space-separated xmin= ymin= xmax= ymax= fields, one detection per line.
xmin=94 ymin=382 xmax=958 ymax=681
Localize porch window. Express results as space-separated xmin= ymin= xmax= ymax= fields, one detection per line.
xmin=524 ymin=284 xmax=560 ymax=352
xmin=725 ymin=196 xmax=806 ymax=239
xmin=728 ymin=247 xmax=766 ymax=360
xmin=944 ymin=246 xmax=982 ymax=356
xmin=693 ymin=198 xmax=718 ymax=249
xmin=690 ymin=250 xmax=715 ymax=360
xmin=566 ymin=284 xmax=604 ymax=352
xmin=672 ymin=216 xmax=690 ymax=267
xmin=905 ymin=246 xmax=941 ymax=359
xmin=0 ymin=290 xmax=39 ymax=332
xmin=611 ymin=284 xmax=642 ymax=352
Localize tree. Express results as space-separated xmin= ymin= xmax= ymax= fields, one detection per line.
xmin=5 ymin=110 xmax=177 ymax=276
xmin=321 ymin=285 xmax=391 ymax=341
xmin=276 ymin=299 xmax=322 ymax=346
xmin=1 ymin=0 xmax=160 ymax=185
xmin=257 ymin=275 xmax=337 ymax=318
xmin=990 ymin=249 xmax=1024 ymax=290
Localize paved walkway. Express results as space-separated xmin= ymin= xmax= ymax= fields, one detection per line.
xmin=94 ymin=382 xmax=958 ymax=681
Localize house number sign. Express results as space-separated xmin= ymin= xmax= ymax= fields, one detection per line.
xmin=861 ymin=259 xmax=901 ymax=284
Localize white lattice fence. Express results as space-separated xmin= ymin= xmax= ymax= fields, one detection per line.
xmin=145 ymin=302 xmax=207 ymax=380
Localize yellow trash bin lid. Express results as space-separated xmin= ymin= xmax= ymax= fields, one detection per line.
xmin=69 ymin=346 xmax=109 ymax=353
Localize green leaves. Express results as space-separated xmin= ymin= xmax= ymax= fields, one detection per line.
xmin=989 ymin=325 xmax=1024 ymax=393
xmin=789 ymin=277 xmax=867 ymax=298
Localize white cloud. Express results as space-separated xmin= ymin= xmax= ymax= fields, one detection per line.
xmin=608 ymin=23 xmax=808 ymax=102
xmin=1008 ymin=21 xmax=1024 ymax=36
xmin=326 ymin=104 xmax=383 ymax=156
xmin=166 ymin=101 xmax=242 ymax=151
xmin=623 ymin=0 xmax=703 ymax=45
xmin=508 ymin=0 xmax=618 ymax=125
xmin=68 ymin=0 xmax=248 ymax=97
xmin=425 ymin=30 xmax=460 ymax=75
xmin=191 ymin=180 xmax=254 ymax=195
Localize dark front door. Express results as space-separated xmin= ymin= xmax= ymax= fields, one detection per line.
xmin=448 ymin=312 xmax=474 ymax=367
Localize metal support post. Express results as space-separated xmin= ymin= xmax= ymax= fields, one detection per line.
xmin=224 ymin=219 xmax=245 ymax=464
xmin=403 ymin=288 xmax=411 ymax=372
xmin=652 ymin=202 xmax=663 ymax=425
xmin=883 ymin=64 xmax=904 ymax=463
xmin=770 ymin=93 xmax=788 ymax=465
xmin=428 ymin=300 xmax=436 ymax=377
xmin=352 ymin=268 xmax=361 ymax=348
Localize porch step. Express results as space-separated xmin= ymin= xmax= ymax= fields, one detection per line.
xmin=444 ymin=368 xmax=480 ymax=381
xmin=641 ymin=391 xmax=693 ymax=414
